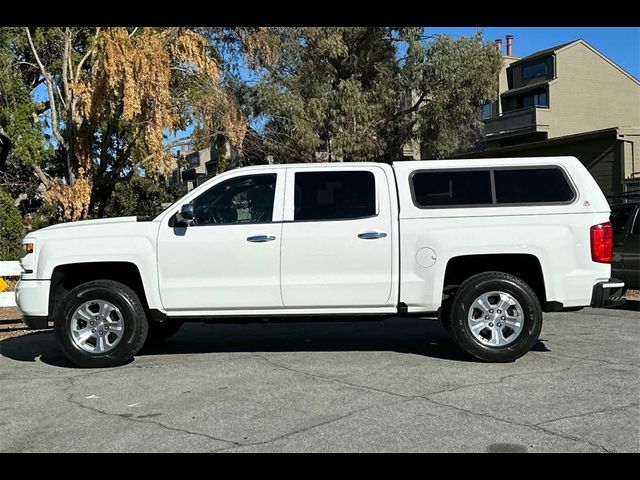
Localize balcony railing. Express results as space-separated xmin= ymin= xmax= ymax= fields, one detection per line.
xmin=483 ymin=106 xmax=551 ymax=138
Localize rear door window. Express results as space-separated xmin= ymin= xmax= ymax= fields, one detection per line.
xmin=294 ymin=171 xmax=376 ymax=221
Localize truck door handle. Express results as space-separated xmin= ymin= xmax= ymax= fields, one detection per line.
xmin=247 ymin=235 xmax=276 ymax=243
xmin=358 ymin=231 xmax=387 ymax=240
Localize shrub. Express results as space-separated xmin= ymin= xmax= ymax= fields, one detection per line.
xmin=0 ymin=188 xmax=24 ymax=261
xmin=30 ymin=201 xmax=59 ymax=231
xmin=105 ymin=174 xmax=177 ymax=218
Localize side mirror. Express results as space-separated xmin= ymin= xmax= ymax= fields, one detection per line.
xmin=175 ymin=203 xmax=194 ymax=227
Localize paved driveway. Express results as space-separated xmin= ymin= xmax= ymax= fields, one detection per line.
xmin=1 ymin=304 xmax=638 ymax=452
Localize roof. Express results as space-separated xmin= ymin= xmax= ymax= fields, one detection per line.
xmin=509 ymin=39 xmax=640 ymax=85
xmin=455 ymin=127 xmax=638 ymax=159
xmin=510 ymin=41 xmax=577 ymax=67
xmin=501 ymin=79 xmax=552 ymax=97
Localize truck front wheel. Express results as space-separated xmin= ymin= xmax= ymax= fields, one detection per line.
xmin=447 ymin=272 xmax=543 ymax=362
xmin=54 ymin=280 xmax=149 ymax=368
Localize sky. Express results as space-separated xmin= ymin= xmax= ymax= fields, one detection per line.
xmin=425 ymin=27 xmax=640 ymax=79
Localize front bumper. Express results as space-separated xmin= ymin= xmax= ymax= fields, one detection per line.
xmin=590 ymin=278 xmax=626 ymax=308
xmin=15 ymin=279 xmax=50 ymax=318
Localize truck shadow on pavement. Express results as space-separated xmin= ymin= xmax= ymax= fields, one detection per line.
xmin=0 ymin=316 xmax=550 ymax=368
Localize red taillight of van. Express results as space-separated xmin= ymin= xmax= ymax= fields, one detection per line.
xmin=590 ymin=222 xmax=613 ymax=263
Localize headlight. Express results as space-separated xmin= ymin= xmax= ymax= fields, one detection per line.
xmin=20 ymin=239 xmax=36 ymax=275
xmin=22 ymin=242 xmax=35 ymax=257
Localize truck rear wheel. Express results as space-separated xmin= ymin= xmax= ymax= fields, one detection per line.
xmin=447 ymin=271 xmax=542 ymax=362
xmin=54 ymin=280 xmax=149 ymax=368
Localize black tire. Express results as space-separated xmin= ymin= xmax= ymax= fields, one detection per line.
xmin=54 ymin=280 xmax=149 ymax=368
xmin=447 ymin=271 xmax=542 ymax=363
xmin=145 ymin=320 xmax=184 ymax=344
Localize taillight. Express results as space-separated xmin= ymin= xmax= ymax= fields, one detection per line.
xmin=590 ymin=222 xmax=613 ymax=263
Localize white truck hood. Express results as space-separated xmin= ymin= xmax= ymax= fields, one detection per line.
xmin=38 ymin=216 xmax=142 ymax=232
xmin=21 ymin=215 xmax=161 ymax=281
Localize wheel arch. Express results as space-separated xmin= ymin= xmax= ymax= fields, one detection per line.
xmin=49 ymin=261 xmax=151 ymax=318
xmin=442 ymin=253 xmax=550 ymax=311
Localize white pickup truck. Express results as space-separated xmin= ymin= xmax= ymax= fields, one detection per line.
xmin=16 ymin=156 xmax=625 ymax=367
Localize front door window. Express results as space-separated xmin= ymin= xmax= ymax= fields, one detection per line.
xmin=192 ymin=174 xmax=277 ymax=225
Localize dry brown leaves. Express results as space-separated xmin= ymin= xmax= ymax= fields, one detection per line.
xmin=72 ymin=27 xmax=242 ymax=179
xmin=46 ymin=27 xmax=257 ymax=221
xmin=45 ymin=173 xmax=91 ymax=222
xmin=236 ymin=27 xmax=276 ymax=70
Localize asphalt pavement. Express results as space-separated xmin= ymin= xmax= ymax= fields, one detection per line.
xmin=1 ymin=303 xmax=638 ymax=452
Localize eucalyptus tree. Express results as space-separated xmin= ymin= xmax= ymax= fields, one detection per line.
xmin=250 ymin=28 xmax=502 ymax=163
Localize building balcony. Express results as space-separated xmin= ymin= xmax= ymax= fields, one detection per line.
xmin=483 ymin=106 xmax=551 ymax=141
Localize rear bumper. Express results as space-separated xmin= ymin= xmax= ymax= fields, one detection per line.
xmin=590 ymin=278 xmax=626 ymax=308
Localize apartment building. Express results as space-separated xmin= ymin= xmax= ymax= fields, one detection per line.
xmin=167 ymin=134 xmax=253 ymax=193
xmin=167 ymin=144 xmax=220 ymax=193
xmin=460 ymin=38 xmax=640 ymax=196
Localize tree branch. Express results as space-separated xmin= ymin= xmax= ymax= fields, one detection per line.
xmin=24 ymin=28 xmax=67 ymax=150
xmin=66 ymin=31 xmax=73 ymax=85
xmin=56 ymin=83 xmax=67 ymax=110
xmin=97 ymin=121 xmax=115 ymax=178
xmin=161 ymin=27 xmax=182 ymax=47
xmin=390 ymin=91 xmax=429 ymax=120
xmin=75 ymin=27 xmax=101 ymax=81
xmin=13 ymin=61 xmax=38 ymax=69
xmin=62 ymin=28 xmax=71 ymax=103
xmin=33 ymin=164 xmax=50 ymax=187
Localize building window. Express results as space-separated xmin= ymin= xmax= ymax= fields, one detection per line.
xmin=522 ymin=60 xmax=548 ymax=80
xmin=294 ymin=171 xmax=376 ymax=221
xmin=411 ymin=170 xmax=493 ymax=207
xmin=480 ymin=102 xmax=493 ymax=119
xmin=188 ymin=153 xmax=200 ymax=169
xmin=517 ymin=88 xmax=548 ymax=109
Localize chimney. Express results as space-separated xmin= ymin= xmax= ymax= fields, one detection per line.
xmin=495 ymin=39 xmax=503 ymax=54
xmin=506 ymin=35 xmax=513 ymax=56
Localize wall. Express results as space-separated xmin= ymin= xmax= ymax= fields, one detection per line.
xmin=549 ymin=43 xmax=640 ymax=139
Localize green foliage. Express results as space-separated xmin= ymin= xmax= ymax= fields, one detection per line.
xmin=0 ymin=28 xmax=53 ymax=167
xmin=29 ymin=201 xmax=58 ymax=231
xmin=417 ymin=33 xmax=504 ymax=157
xmin=104 ymin=174 xmax=178 ymax=218
xmin=251 ymin=28 xmax=502 ymax=162
xmin=0 ymin=188 xmax=24 ymax=261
